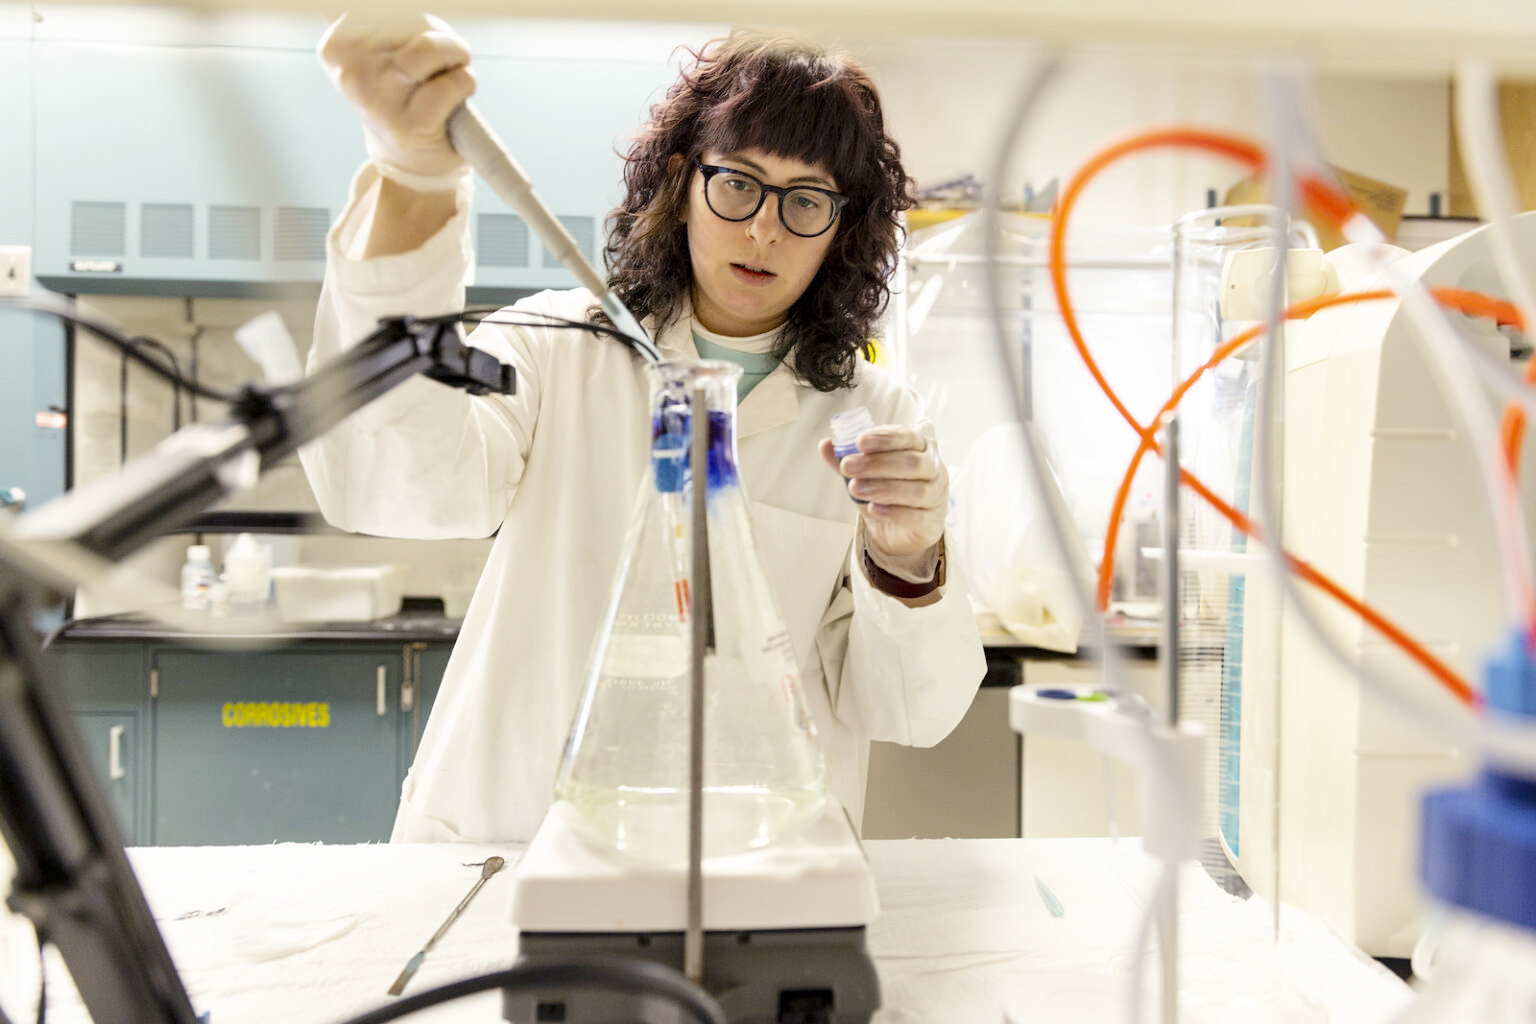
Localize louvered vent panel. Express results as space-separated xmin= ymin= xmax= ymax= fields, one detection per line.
xmin=209 ymin=205 xmax=261 ymax=260
xmin=275 ymin=207 xmax=329 ymax=261
xmin=140 ymin=204 xmax=194 ymax=259
xmin=540 ymin=216 xmax=595 ymax=269
xmin=477 ymin=213 xmax=530 ymax=268
xmin=71 ymin=201 xmax=126 ymax=257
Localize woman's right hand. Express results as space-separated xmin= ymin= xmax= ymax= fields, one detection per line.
xmin=318 ymin=14 xmax=477 ymax=181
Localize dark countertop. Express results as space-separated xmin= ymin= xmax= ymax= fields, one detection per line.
xmin=50 ymin=605 xmax=463 ymax=645
xmin=51 ymin=610 xmax=1155 ymax=656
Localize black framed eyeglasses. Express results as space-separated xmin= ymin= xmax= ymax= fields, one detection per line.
xmin=694 ymin=157 xmax=849 ymax=238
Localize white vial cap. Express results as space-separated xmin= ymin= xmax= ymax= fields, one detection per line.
xmin=188 ymin=544 xmax=211 ymax=563
xmin=830 ymin=406 xmax=875 ymax=456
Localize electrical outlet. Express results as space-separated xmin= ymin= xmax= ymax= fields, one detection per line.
xmin=0 ymin=246 xmax=31 ymax=298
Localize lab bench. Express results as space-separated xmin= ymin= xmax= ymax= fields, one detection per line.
xmin=42 ymin=616 xmax=1154 ymax=847
xmin=39 ymin=611 xmax=459 ymax=847
xmin=0 ymin=838 xmax=1412 ymax=1023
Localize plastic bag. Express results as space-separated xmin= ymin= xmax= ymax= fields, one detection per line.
xmin=948 ymin=422 xmax=1094 ymax=652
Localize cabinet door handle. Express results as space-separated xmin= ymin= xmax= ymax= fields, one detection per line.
xmin=401 ymin=646 xmax=416 ymax=712
xmin=108 ymin=725 xmax=126 ymax=780
xmin=377 ymin=665 xmax=388 ymax=717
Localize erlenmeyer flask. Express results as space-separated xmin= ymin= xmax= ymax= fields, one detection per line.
xmin=554 ymin=360 xmax=827 ymax=863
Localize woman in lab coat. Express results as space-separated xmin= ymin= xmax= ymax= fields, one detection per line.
xmin=304 ymin=15 xmax=987 ymax=844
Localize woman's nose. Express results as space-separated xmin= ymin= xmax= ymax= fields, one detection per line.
xmin=745 ymin=194 xmax=786 ymax=243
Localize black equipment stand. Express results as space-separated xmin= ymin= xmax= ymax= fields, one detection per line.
xmin=0 ymin=313 xmax=514 ymax=1024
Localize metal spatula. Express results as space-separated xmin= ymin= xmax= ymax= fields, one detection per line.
xmin=388 ymin=855 xmax=506 ymax=996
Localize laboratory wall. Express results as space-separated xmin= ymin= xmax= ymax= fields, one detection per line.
xmin=858 ymin=39 xmax=1449 ymax=222
xmin=0 ymin=5 xmax=66 ymax=511
xmin=6 ymin=8 xmax=1456 ymax=612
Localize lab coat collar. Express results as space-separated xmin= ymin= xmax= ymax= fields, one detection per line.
xmin=648 ymin=305 xmax=800 ymax=439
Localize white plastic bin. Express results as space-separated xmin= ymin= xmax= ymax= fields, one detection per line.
xmin=270 ymin=565 xmax=404 ymax=623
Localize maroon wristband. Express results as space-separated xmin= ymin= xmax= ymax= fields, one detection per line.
xmin=863 ymin=548 xmax=944 ymax=599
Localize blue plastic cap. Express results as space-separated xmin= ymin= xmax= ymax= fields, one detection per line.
xmin=1485 ymin=628 xmax=1536 ymax=716
xmin=1422 ymin=785 xmax=1536 ymax=928
xmin=1420 ymin=625 xmax=1536 ymax=928
xmin=652 ymin=432 xmax=688 ymax=493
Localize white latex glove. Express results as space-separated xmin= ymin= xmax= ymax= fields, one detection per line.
xmin=317 ymin=13 xmax=476 ymax=184
xmin=820 ymin=425 xmax=948 ymax=568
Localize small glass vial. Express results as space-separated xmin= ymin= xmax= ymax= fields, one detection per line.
xmin=830 ymin=406 xmax=874 ymax=504
xmin=180 ymin=544 xmax=215 ymax=611
xmin=830 ymin=406 xmax=874 ymax=461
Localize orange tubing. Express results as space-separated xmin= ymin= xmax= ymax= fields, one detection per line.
xmin=1176 ymin=469 xmax=1480 ymax=707
xmin=1097 ymin=286 xmax=1527 ymax=613
xmin=1051 ymin=126 xmax=1482 ymax=707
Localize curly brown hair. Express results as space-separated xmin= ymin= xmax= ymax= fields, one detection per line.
xmin=597 ymin=30 xmax=915 ymax=392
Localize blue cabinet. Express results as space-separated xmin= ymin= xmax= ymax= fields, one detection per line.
xmin=151 ymin=646 xmax=405 ymax=845
xmin=43 ymin=634 xmax=454 ymax=846
xmin=48 ymin=642 xmax=149 ymax=844
xmin=72 ymin=711 xmax=141 ymax=844
xmin=24 ymin=11 xmax=680 ymax=296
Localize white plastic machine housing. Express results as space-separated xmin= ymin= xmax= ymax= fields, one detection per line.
xmin=1245 ymin=213 xmax=1536 ymax=956
xmin=509 ymin=795 xmax=878 ymax=933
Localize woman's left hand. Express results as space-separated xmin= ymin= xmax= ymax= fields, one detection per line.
xmin=820 ymin=425 xmax=948 ymax=560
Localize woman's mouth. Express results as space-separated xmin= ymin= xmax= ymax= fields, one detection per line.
xmin=730 ymin=262 xmax=776 ymax=285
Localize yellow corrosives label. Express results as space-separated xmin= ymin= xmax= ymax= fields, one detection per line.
xmin=221 ymin=702 xmax=331 ymax=728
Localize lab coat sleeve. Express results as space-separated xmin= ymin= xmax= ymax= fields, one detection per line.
xmin=815 ymin=500 xmax=987 ymax=748
xmin=299 ymin=164 xmax=535 ymax=540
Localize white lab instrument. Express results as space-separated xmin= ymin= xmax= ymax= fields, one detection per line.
xmin=1229 ymin=212 xmax=1536 ymax=955
xmin=506 ymin=798 xmax=880 ymax=1023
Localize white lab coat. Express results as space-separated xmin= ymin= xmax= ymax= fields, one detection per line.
xmin=301 ymin=167 xmax=986 ymax=843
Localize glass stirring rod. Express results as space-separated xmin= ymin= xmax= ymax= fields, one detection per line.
xmin=388 ymin=856 xmax=506 ymax=996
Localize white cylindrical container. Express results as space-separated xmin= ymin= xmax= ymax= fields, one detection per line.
xmin=223 ymin=533 xmax=272 ymax=608
xmin=180 ymin=544 xmax=215 ymax=611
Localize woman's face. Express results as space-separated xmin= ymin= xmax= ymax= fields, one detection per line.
xmin=683 ymin=147 xmax=841 ymax=338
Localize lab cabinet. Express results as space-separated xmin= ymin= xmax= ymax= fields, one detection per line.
xmin=42 ymin=634 xmax=454 ymax=846
xmin=72 ymin=711 xmax=141 ymax=845
xmin=151 ymin=647 xmax=404 ymax=846
xmin=47 ymin=642 xmax=149 ymax=844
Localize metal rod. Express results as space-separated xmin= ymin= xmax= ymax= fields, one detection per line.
xmin=1159 ymin=416 xmax=1181 ymax=1024
xmin=1162 ymin=871 xmax=1180 ymax=1024
xmin=1162 ymin=416 xmax=1181 ymax=728
xmin=685 ymin=380 xmax=710 ymax=985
